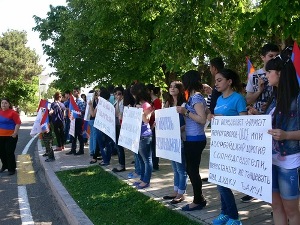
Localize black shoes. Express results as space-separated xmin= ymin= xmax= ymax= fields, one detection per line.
xmin=163 ymin=195 xmax=176 ymax=200
xmin=8 ymin=171 xmax=15 ymax=176
xmin=241 ymin=195 xmax=256 ymax=203
xmin=90 ymin=160 xmax=97 ymax=164
xmin=112 ymin=167 xmax=126 ymax=172
xmin=0 ymin=168 xmax=14 ymax=175
xmin=181 ymin=200 xmax=207 ymax=211
xmin=66 ymin=150 xmax=84 ymax=155
xmin=74 ymin=151 xmax=84 ymax=155
xmin=45 ymin=158 xmax=55 ymax=162
xmin=66 ymin=151 xmax=75 ymax=155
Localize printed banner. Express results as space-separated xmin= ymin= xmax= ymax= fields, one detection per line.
xmin=118 ymin=107 xmax=143 ymax=153
xmin=209 ymin=115 xmax=272 ymax=203
xmin=94 ymin=97 xmax=116 ymax=143
xmin=155 ymin=107 xmax=182 ymax=163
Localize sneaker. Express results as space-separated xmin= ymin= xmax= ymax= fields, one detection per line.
xmin=240 ymin=195 xmax=256 ymax=203
xmin=212 ymin=214 xmax=229 ymax=225
xmin=225 ymin=218 xmax=242 ymax=225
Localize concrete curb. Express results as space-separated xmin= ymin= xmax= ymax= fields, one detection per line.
xmin=37 ymin=140 xmax=94 ymax=225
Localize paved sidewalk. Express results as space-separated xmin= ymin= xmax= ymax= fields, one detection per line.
xmin=37 ymin=131 xmax=274 ymax=225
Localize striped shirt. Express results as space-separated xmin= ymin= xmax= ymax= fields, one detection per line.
xmin=0 ymin=109 xmax=21 ymax=136
xmin=185 ymin=94 xmax=206 ymax=141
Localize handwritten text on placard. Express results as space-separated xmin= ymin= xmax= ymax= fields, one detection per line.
xmin=209 ymin=115 xmax=272 ymax=203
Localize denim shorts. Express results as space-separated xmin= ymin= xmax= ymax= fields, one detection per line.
xmin=272 ymin=164 xmax=300 ymax=200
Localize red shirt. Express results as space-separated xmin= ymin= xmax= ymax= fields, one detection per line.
xmin=149 ymin=98 xmax=162 ymax=126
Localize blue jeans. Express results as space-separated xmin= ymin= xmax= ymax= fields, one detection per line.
xmin=138 ymin=136 xmax=152 ymax=183
xmin=134 ymin=153 xmax=141 ymax=175
xmin=95 ymin=128 xmax=112 ymax=164
xmin=171 ymin=147 xmax=187 ymax=194
xmin=217 ymin=185 xmax=239 ymax=219
xmin=88 ymin=120 xmax=97 ymax=156
xmin=272 ymin=164 xmax=300 ymax=200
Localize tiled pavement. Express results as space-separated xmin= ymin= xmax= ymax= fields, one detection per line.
xmin=39 ymin=129 xmax=274 ymax=225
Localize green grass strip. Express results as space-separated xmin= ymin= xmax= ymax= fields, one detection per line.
xmin=56 ymin=166 xmax=202 ymax=225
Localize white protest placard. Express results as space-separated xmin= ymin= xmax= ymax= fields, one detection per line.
xmin=30 ymin=108 xmax=43 ymax=137
xmin=94 ymin=97 xmax=116 ymax=143
xmin=84 ymin=92 xmax=94 ymax=121
xmin=209 ymin=115 xmax=272 ymax=203
xmin=155 ymin=107 xmax=182 ymax=163
xmin=118 ymin=107 xmax=143 ymax=153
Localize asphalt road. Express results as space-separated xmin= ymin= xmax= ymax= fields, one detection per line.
xmin=0 ymin=116 xmax=68 ymax=225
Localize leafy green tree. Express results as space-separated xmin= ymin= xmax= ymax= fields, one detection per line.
xmin=236 ymin=0 xmax=300 ymax=49
xmin=34 ymin=0 xmax=299 ymax=88
xmin=0 ymin=30 xmax=42 ymax=109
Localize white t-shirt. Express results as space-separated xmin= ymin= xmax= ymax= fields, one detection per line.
xmin=246 ymin=68 xmax=273 ymax=112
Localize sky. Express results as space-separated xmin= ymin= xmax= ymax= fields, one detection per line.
xmin=0 ymin=0 xmax=67 ymax=78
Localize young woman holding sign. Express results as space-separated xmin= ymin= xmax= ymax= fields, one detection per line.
xmin=176 ymin=70 xmax=208 ymax=211
xmin=212 ymin=69 xmax=247 ymax=225
xmin=163 ymin=81 xmax=188 ymax=204
xmin=130 ymin=83 xmax=153 ymax=189
xmin=264 ymin=48 xmax=300 ymax=225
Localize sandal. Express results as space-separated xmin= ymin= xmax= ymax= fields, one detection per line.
xmin=90 ymin=160 xmax=97 ymax=164
xmin=170 ymin=197 xmax=185 ymax=204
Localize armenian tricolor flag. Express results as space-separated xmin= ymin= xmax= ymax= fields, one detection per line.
xmin=69 ymin=94 xmax=81 ymax=118
xmin=37 ymin=99 xmax=48 ymax=112
xmin=40 ymin=101 xmax=50 ymax=133
xmin=246 ymin=56 xmax=255 ymax=80
xmin=291 ymin=41 xmax=300 ymax=86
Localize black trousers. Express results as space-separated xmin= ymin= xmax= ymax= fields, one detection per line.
xmin=53 ymin=121 xmax=65 ymax=148
xmin=0 ymin=135 xmax=18 ymax=172
xmin=71 ymin=118 xmax=84 ymax=153
xmin=184 ymin=140 xmax=207 ymax=204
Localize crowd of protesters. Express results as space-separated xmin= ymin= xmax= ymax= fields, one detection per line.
xmin=26 ymin=43 xmax=300 ymax=225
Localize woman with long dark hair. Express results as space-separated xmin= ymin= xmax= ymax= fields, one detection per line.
xmin=177 ymin=70 xmax=208 ymax=211
xmin=211 ymin=69 xmax=247 ymax=225
xmin=264 ymin=48 xmax=300 ymax=225
xmin=163 ymin=81 xmax=188 ymax=204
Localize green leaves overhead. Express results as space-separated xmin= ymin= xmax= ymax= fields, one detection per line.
xmin=33 ymin=0 xmax=300 ymax=89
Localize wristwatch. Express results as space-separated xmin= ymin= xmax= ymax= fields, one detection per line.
xmin=185 ymin=110 xmax=190 ymax=117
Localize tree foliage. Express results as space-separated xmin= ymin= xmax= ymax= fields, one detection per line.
xmin=33 ymin=0 xmax=300 ymax=89
xmin=0 ymin=30 xmax=42 ymax=108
